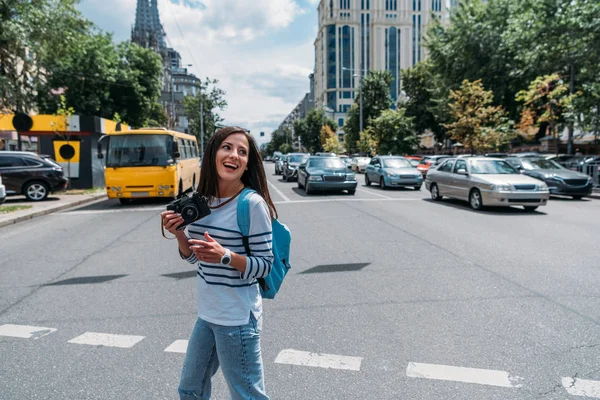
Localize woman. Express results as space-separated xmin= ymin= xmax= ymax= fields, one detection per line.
xmin=161 ymin=126 xmax=277 ymax=400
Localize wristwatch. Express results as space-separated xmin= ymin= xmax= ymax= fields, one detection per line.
xmin=220 ymin=249 xmax=232 ymax=266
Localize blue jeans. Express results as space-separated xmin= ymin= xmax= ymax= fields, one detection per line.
xmin=178 ymin=314 xmax=269 ymax=400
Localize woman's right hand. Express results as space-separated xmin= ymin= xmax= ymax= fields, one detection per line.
xmin=161 ymin=210 xmax=184 ymax=235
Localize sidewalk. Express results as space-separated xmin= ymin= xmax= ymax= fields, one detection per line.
xmin=0 ymin=192 xmax=107 ymax=229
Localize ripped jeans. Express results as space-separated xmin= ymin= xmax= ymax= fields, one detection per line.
xmin=178 ymin=314 xmax=269 ymax=400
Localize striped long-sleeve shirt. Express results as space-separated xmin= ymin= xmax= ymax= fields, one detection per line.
xmin=181 ymin=192 xmax=273 ymax=326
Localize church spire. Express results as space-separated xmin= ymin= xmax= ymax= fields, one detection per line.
xmin=131 ymin=0 xmax=166 ymax=51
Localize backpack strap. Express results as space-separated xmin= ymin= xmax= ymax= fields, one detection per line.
xmin=236 ymin=188 xmax=268 ymax=292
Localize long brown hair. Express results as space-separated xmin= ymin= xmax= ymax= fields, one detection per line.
xmin=197 ymin=126 xmax=277 ymax=219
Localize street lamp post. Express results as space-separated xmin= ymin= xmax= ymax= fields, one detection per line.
xmin=342 ymin=67 xmax=365 ymax=134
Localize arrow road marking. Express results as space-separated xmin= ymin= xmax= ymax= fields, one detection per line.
xmin=406 ymin=362 xmax=523 ymax=388
xmin=275 ymin=349 xmax=362 ymax=371
xmin=0 ymin=324 xmax=57 ymax=339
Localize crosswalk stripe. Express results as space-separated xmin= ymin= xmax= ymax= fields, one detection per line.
xmin=68 ymin=332 xmax=145 ymax=348
xmin=0 ymin=324 xmax=57 ymax=339
xmin=274 ymin=349 xmax=362 ymax=371
xmin=406 ymin=362 xmax=523 ymax=388
xmin=562 ymin=377 xmax=600 ymax=398
xmin=165 ymin=340 xmax=188 ymax=354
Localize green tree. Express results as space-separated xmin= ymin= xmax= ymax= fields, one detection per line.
xmin=183 ymin=78 xmax=228 ymax=144
xmin=445 ymin=80 xmax=511 ymax=154
xmin=516 ymin=74 xmax=578 ymax=154
xmin=400 ymin=60 xmax=446 ymax=143
xmin=294 ymin=109 xmax=336 ymax=154
xmin=344 ymin=71 xmax=394 ymax=154
xmin=278 ymin=143 xmax=294 ymax=154
xmin=357 ymin=130 xmax=377 ymax=155
xmin=366 ymin=109 xmax=418 ymax=155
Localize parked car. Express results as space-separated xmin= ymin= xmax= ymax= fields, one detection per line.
xmin=340 ymin=156 xmax=353 ymax=170
xmin=274 ymin=154 xmax=288 ymax=175
xmin=364 ymin=156 xmax=423 ymax=190
xmin=0 ymin=173 xmax=6 ymax=204
xmin=297 ymin=156 xmax=357 ymax=195
xmin=405 ymin=156 xmax=422 ymax=167
xmin=272 ymin=151 xmax=283 ymax=162
xmin=0 ymin=151 xmax=68 ymax=201
xmin=505 ymin=157 xmax=594 ymax=199
xmin=350 ymin=157 xmax=371 ymax=173
xmin=416 ymin=155 xmax=450 ymax=178
xmin=426 ymin=157 xmax=550 ymax=211
xmin=315 ymin=152 xmax=337 ymax=157
xmin=282 ymin=153 xmax=310 ymax=182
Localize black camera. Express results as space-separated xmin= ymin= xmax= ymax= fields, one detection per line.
xmin=166 ymin=192 xmax=212 ymax=230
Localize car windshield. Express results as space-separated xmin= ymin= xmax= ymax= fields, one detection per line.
xmin=308 ymin=158 xmax=345 ymax=169
xmin=521 ymin=158 xmax=564 ymax=170
xmin=383 ymin=158 xmax=412 ymax=168
xmin=409 ymin=159 xmax=420 ymax=167
xmin=288 ymin=155 xmax=306 ymax=163
xmin=470 ymin=160 xmax=518 ymax=174
xmin=106 ymin=134 xmax=172 ymax=167
xmin=357 ymin=157 xmax=370 ymax=163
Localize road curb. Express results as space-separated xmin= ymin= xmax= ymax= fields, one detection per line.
xmin=0 ymin=193 xmax=107 ymax=229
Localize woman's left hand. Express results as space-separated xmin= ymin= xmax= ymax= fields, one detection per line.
xmin=189 ymin=232 xmax=226 ymax=263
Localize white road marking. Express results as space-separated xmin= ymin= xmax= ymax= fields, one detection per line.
xmin=355 ymin=187 xmax=392 ymax=199
xmin=274 ymin=349 xmax=362 ymax=371
xmin=0 ymin=324 xmax=57 ymax=339
xmin=274 ymin=197 xmax=419 ymax=204
xmin=64 ymin=207 xmax=164 ymax=215
xmin=406 ymin=362 xmax=523 ymax=388
xmin=267 ymin=180 xmax=291 ymax=202
xmin=68 ymin=332 xmax=145 ymax=348
xmin=164 ymin=340 xmax=188 ymax=354
xmin=562 ymin=377 xmax=600 ymax=398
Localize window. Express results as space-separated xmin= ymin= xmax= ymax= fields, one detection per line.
xmin=370 ymin=158 xmax=379 ymax=166
xmin=0 ymin=155 xmax=26 ymax=167
xmin=338 ymin=118 xmax=344 ymax=127
xmin=437 ymin=160 xmax=454 ymax=172
xmin=453 ymin=160 xmax=467 ymax=173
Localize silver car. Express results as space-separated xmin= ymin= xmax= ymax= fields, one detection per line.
xmin=425 ymin=157 xmax=550 ymax=211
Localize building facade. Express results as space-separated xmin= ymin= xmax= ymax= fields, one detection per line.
xmin=313 ymin=0 xmax=451 ymax=135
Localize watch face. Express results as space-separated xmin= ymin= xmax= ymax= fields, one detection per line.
xmin=222 ymin=256 xmax=231 ymax=265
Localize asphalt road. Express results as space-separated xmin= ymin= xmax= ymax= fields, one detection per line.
xmin=1 ymin=163 xmax=599 ymax=400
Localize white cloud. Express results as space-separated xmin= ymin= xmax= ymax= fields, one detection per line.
xmin=78 ymin=0 xmax=316 ymax=146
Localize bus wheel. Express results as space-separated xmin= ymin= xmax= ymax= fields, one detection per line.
xmin=119 ymin=198 xmax=130 ymax=205
xmin=178 ymin=180 xmax=183 ymax=198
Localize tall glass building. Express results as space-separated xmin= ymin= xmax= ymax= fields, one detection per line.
xmin=313 ymin=0 xmax=451 ymax=139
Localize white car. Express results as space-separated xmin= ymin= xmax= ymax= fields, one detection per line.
xmin=0 ymin=173 xmax=6 ymax=204
xmin=351 ymin=157 xmax=371 ymax=173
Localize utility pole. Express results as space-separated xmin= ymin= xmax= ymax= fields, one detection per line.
xmin=359 ymin=75 xmax=363 ymax=134
xmin=199 ymin=85 xmax=204 ymax=158
xmin=170 ymin=67 xmax=175 ymax=129
xmin=567 ymin=62 xmax=575 ymax=155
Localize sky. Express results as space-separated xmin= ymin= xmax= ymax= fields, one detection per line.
xmin=77 ymin=0 xmax=321 ymax=147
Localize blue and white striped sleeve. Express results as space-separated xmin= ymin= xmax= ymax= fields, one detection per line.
xmin=179 ymin=232 xmax=198 ymax=264
xmin=241 ymin=197 xmax=274 ymax=280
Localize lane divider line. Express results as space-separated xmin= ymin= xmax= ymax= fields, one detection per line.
xmin=274 ymin=349 xmax=362 ymax=371
xmin=356 ymin=187 xmax=393 ymax=199
xmin=68 ymin=332 xmax=145 ymax=349
xmin=164 ymin=340 xmax=188 ymax=354
xmin=562 ymin=377 xmax=600 ymax=398
xmin=406 ymin=362 xmax=523 ymax=388
xmin=267 ymin=180 xmax=291 ymax=202
xmin=0 ymin=324 xmax=57 ymax=339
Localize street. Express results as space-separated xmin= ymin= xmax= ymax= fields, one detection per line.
xmin=1 ymin=161 xmax=600 ymax=400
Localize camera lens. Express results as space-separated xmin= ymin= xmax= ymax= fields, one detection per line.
xmin=181 ymin=204 xmax=199 ymax=221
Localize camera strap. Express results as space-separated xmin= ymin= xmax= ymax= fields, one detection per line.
xmin=208 ymin=187 xmax=246 ymax=210
xmin=161 ymin=220 xmax=177 ymax=240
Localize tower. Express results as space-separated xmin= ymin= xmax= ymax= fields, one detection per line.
xmin=131 ymin=0 xmax=167 ymax=52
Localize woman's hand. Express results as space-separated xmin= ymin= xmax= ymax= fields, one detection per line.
xmin=189 ymin=232 xmax=226 ymax=264
xmin=161 ymin=210 xmax=184 ymax=236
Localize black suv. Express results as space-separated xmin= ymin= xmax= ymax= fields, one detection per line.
xmin=0 ymin=151 xmax=68 ymax=201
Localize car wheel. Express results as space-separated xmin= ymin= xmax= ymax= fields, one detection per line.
xmin=348 ymin=189 xmax=356 ymax=195
xmin=119 ymin=198 xmax=131 ymax=205
xmin=469 ymin=188 xmax=484 ymax=210
xmin=305 ymin=180 xmax=312 ymax=194
xmin=572 ymin=195 xmax=583 ymax=200
xmin=430 ymin=183 xmax=442 ymax=201
xmin=365 ymin=174 xmax=371 ymax=186
xmin=523 ymin=206 xmax=538 ymax=212
xmin=24 ymin=181 xmax=49 ymax=201
xmin=298 ymin=178 xmax=304 ymax=189
xmin=380 ymin=177 xmax=386 ymax=189
xmin=414 ymin=185 xmax=422 ymax=191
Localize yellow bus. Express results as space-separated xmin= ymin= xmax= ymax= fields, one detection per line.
xmin=98 ymin=128 xmax=200 ymax=204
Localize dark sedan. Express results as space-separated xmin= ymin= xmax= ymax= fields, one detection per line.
xmin=297 ymin=156 xmax=357 ymax=195
xmin=506 ymin=157 xmax=593 ymax=199
xmin=282 ymin=153 xmax=310 ymax=182
xmin=0 ymin=152 xmax=68 ymax=201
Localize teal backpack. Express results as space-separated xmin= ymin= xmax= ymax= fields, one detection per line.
xmin=237 ymin=188 xmax=291 ymax=299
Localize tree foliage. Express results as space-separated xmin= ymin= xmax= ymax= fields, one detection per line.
xmin=344 ymin=71 xmax=394 ymax=154
xmin=292 ymin=109 xmax=336 ymax=154
xmin=445 ymin=80 xmax=513 ymax=154
xmin=366 ymin=109 xmax=418 ymax=155
xmin=183 ymin=78 xmax=228 ymax=145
